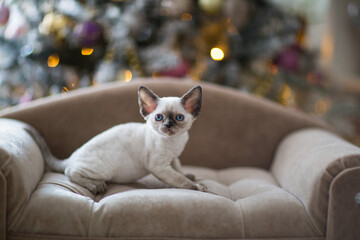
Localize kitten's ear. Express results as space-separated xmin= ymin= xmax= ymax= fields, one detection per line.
xmin=181 ymin=85 xmax=202 ymax=117
xmin=138 ymin=86 xmax=159 ymax=117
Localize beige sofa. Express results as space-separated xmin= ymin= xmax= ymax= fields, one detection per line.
xmin=0 ymin=78 xmax=359 ymax=240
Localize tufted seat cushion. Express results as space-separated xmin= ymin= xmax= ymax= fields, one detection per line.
xmin=5 ymin=79 xmax=360 ymax=240
xmin=10 ymin=166 xmax=321 ymax=239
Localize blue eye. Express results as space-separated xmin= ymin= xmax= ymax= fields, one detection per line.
xmin=175 ymin=114 xmax=184 ymax=121
xmin=155 ymin=114 xmax=163 ymax=121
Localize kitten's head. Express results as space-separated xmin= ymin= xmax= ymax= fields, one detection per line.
xmin=138 ymin=85 xmax=202 ymax=137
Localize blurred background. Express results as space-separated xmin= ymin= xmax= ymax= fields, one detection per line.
xmin=0 ymin=0 xmax=359 ymax=144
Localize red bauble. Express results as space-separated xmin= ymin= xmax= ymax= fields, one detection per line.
xmin=160 ymin=60 xmax=190 ymax=77
xmin=0 ymin=4 xmax=10 ymax=26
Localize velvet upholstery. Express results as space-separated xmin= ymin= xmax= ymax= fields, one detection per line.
xmin=271 ymin=128 xmax=360 ymax=237
xmin=0 ymin=78 xmax=359 ymax=240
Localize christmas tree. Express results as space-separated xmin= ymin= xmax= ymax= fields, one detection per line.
xmin=0 ymin=0 xmax=359 ymax=144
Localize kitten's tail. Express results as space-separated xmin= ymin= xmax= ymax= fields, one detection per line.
xmin=24 ymin=125 xmax=69 ymax=173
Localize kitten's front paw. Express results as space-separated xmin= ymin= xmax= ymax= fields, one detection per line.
xmin=195 ymin=183 xmax=207 ymax=192
xmin=87 ymin=180 xmax=107 ymax=194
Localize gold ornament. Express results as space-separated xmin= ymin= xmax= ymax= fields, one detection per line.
xmin=198 ymin=0 xmax=223 ymax=15
xmin=39 ymin=12 xmax=72 ymax=40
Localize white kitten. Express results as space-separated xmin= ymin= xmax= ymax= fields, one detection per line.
xmin=41 ymin=85 xmax=206 ymax=194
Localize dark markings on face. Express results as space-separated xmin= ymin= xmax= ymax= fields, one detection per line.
xmin=160 ymin=111 xmax=186 ymax=129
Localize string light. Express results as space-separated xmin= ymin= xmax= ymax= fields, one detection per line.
xmin=62 ymin=87 xmax=69 ymax=92
xmin=314 ymin=98 xmax=331 ymax=115
xmin=210 ymin=47 xmax=224 ymax=61
xmin=281 ymin=84 xmax=292 ymax=100
xmin=181 ymin=13 xmax=192 ymax=21
xmin=124 ymin=70 xmax=132 ymax=82
xmin=281 ymin=84 xmax=293 ymax=106
xmin=47 ymin=54 xmax=59 ymax=67
xmin=81 ymin=48 xmax=94 ymax=55
xmin=268 ymin=62 xmax=278 ymax=75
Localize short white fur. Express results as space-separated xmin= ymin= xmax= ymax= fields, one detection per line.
xmin=44 ymin=85 xmax=206 ymax=194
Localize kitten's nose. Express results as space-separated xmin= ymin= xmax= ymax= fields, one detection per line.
xmin=164 ymin=118 xmax=175 ymax=128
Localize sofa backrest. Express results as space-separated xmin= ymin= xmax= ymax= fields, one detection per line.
xmin=0 ymin=78 xmax=328 ymax=169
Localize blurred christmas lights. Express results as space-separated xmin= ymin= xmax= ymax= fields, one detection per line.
xmin=181 ymin=13 xmax=192 ymax=21
xmin=0 ymin=0 xmax=359 ymax=145
xmin=47 ymin=54 xmax=60 ymax=67
xmin=81 ymin=48 xmax=94 ymax=55
xmin=124 ymin=70 xmax=132 ymax=82
xmin=210 ymin=47 xmax=224 ymax=61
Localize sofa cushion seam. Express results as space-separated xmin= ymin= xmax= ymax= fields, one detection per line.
xmin=235 ymin=200 xmax=246 ymax=238
xmin=0 ymin=155 xmax=30 ymax=231
xmin=87 ymin=200 xmax=95 ymax=237
xmin=7 ymin=188 xmax=36 ymax=231
xmin=284 ymin=189 xmax=323 ymax=236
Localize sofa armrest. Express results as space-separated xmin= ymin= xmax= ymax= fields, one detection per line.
xmin=271 ymin=128 xmax=360 ymax=238
xmin=327 ymin=166 xmax=360 ymax=240
xmin=0 ymin=118 xmax=44 ymax=238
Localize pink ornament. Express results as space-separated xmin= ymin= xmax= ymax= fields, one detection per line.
xmin=0 ymin=4 xmax=10 ymax=26
xmin=74 ymin=21 xmax=104 ymax=47
xmin=273 ymin=45 xmax=301 ymax=73
xmin=160 ymin=60 xmax=189 ymax=77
